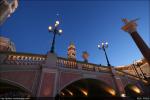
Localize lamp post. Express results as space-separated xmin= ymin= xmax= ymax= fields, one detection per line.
xmin=98 ymin=42 xmax=111 ymax=66
xmin=48 ymin=20 xmax=63 ymax=53
xmin=98 ymin=42 xmax=122 ymax=96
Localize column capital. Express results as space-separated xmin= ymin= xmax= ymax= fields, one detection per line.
xmin=121 ymin=18 xmax=138 ymax=34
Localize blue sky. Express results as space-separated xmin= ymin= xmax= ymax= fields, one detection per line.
xmin=1 ymin=0 xmax=149 ymax=66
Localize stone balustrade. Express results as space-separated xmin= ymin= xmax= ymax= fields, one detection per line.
xmin=1 ymin=52 xmax=110 ymax=73
xmin=2 ymin=52 xmax=144 ymax=81
xmin=57 ymin=57 xmax=111 ymax=72
xmin=3 ymin=53 xmax=46 ymax=65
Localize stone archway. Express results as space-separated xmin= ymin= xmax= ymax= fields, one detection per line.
xmin=56 ymin=78 xmax=117 ymax=98
xmin=0 ymin=79 xmax=32 ymax=98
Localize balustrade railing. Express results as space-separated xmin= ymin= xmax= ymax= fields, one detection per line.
xmin=2 ymin=52 xmax=46 ymax=65
xmin=1 ymin=52 xmax=147 ymax=82
xmin=57 ymin=57 xmax=110 ymax=72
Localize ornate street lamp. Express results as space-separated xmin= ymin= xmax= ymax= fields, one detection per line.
xmin=48 ymin=20 xmax=63 ymax=53
xmin=98 ymin=42 xmax=122 ymax=96
xmin=98 ymin=42 xmax=111 ymax=66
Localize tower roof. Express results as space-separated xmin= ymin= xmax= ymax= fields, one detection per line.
xmin=68 ymin=42 xmax=75 ymax=49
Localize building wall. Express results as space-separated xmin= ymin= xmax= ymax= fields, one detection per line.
xmin=0 ymin=71 xmax=39 ymax=95
xmin=59 ymin=71 xmax=82 ymax=91
xmin=0 ymin=63 xmax=42 ymax=96
xmin=58 ymin=69 xmax=118 ymax=93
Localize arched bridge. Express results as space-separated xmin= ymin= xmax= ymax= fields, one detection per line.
xmin=0 ymin=52 xmax=149 ymax=98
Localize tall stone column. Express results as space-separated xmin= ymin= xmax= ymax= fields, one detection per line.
xmin=121 ymin=18 xmax=150 ymax=66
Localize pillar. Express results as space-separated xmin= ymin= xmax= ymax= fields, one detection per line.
xmin=121 ymin=18 xmax=150 ymax=66
xmin=37 ymin=53 xmax=58 ymax=97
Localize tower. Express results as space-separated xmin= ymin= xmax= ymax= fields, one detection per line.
xmin=67 ymin=42 xmax=76 ymax=60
